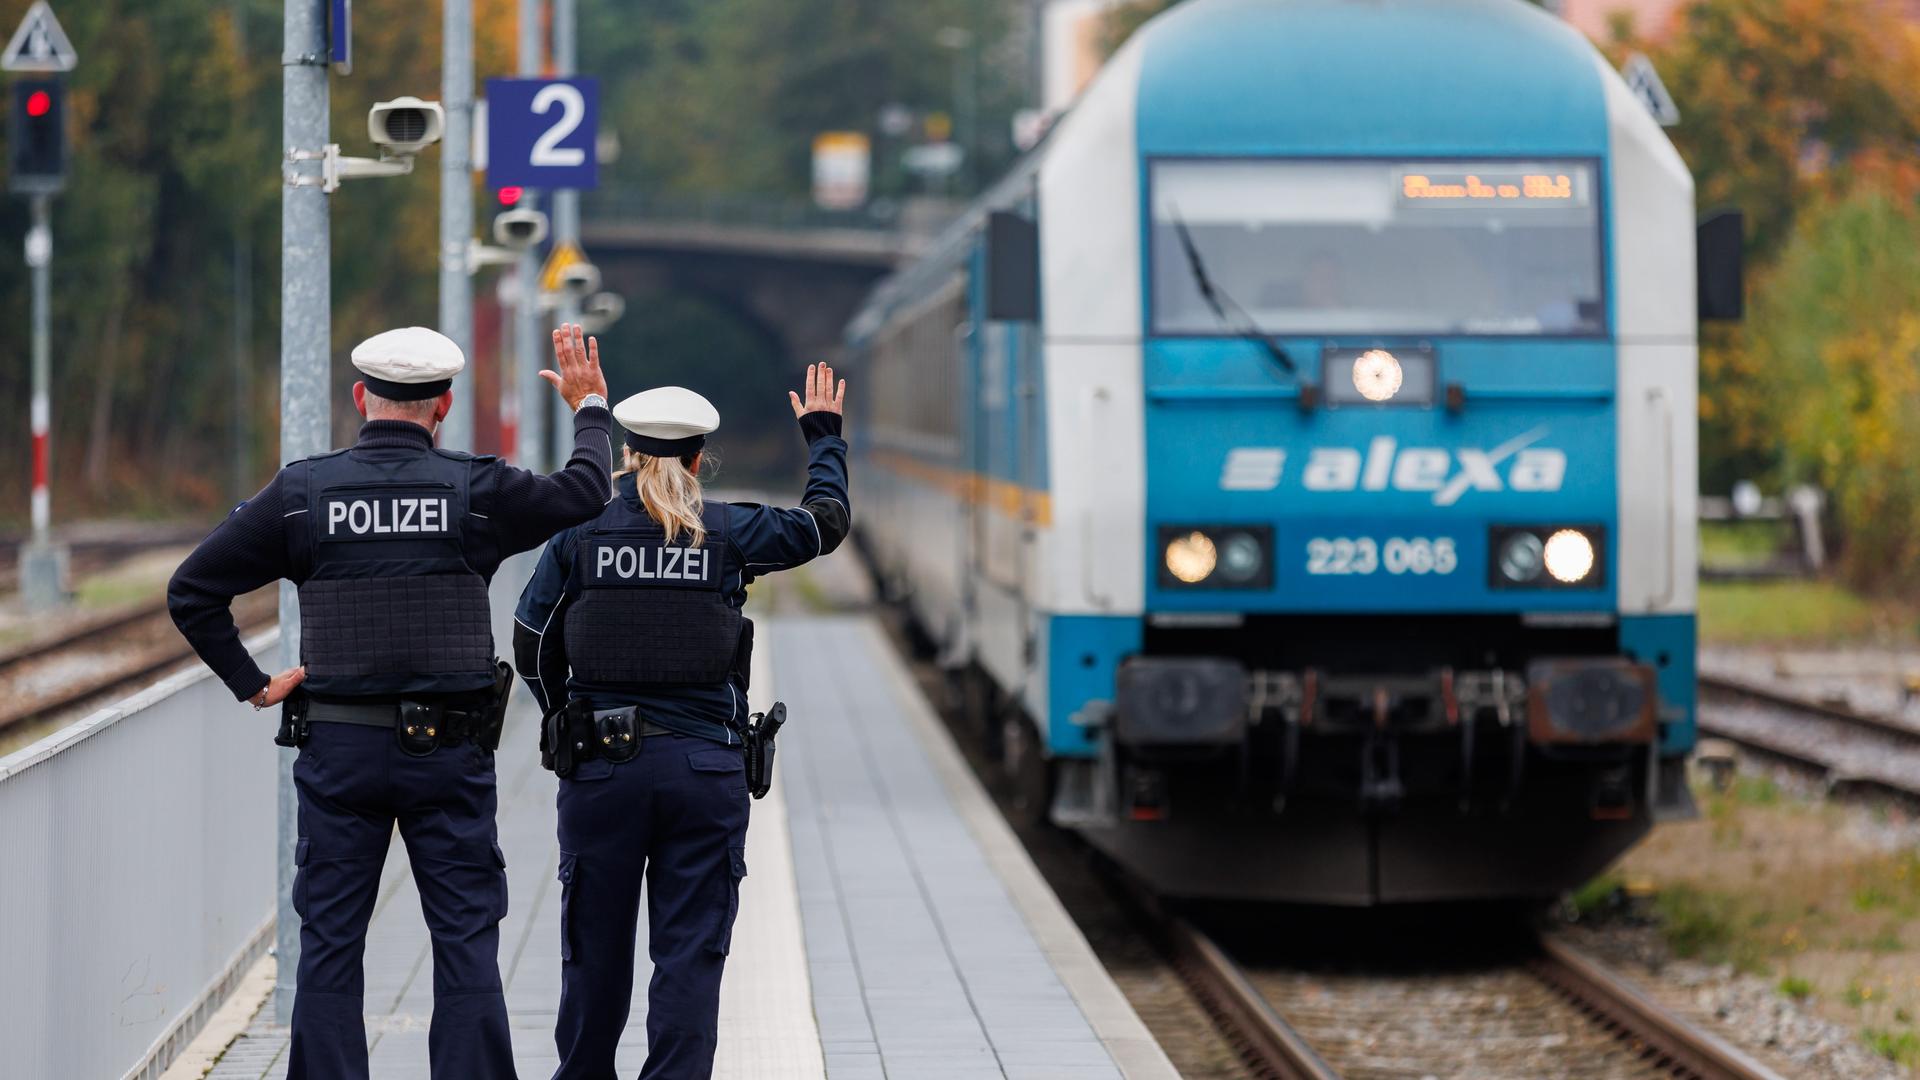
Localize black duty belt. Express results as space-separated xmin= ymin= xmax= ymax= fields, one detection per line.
xmin=540 ymin=703 xmax=679 ymax=777
xmin=276 ymin=662 xmax=513 ymax=756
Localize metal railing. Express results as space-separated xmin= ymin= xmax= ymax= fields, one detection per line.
xmin=583 ymin=190 xmax=902 ymax=232
xmin=0 ymin=553 xmax=541 ymax=1078
xmin=0 ymin=631 xmax=281 ymax=1080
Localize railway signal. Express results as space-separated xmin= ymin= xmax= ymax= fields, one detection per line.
xmin=9 ymin=79 xmax=65 ymax=190
xmin=6 ymin=2 xmax=78 ymax=612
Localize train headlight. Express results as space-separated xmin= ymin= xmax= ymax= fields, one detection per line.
xmin=1164 ymin=532 xmax=1218 ymax=584
xmin=1159 ymin=525 xmax=1274 ymax=589
xmin=1351 ymin=348 xmax=1403 ymax=403
xmin=1498 ymin=532 xmax=1545 ymax=583
xmin=1322 ymin=345 xmax=1436 ymax=407
xmin=1218 ymin=532 xmax=1266 ymax=584
xmin=1487 ymin=525 xmax=1605 ymax=590
xmin=1544 ymin=529 xmax=1596 ymax=584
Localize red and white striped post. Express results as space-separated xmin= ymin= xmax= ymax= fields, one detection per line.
xmin=20 ymin=192 xmax=67 ymax=612
xmin=30 ymin=388 xmax=47 ymax=531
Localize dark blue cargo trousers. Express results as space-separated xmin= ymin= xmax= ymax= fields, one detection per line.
xmin=288 ymin=722 xmax=514 ymax=1080
xmin=553 ymin=733 xmax=751 ymax=1080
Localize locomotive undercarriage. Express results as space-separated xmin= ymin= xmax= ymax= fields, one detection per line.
xmin=1049 ymin=615 xmax=1695 ymax=904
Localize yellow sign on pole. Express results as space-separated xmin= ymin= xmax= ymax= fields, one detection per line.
xmin=812 ymin=131 xmax=872 ymax=210
xmin=539 ymin=240 xmax=586 ymax=292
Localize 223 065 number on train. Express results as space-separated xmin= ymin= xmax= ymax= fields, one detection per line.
xmin=1305 ymin=536 xmax=1459 ymax=576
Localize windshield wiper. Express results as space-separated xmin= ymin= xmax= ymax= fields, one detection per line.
xmin=1169 ymin=209 xmax=1297 ymax=376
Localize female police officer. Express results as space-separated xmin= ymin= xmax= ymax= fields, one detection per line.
xmin=512 ymin=363 xmax=849 ymax=1079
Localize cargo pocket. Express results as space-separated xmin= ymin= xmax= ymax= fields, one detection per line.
xmin=491 ymin=841 xmax=510 ymax=922
xmin=708 ymin=844 xmax=747 ymax=957
xmin=687 ymin=748 xmax=744 ymax=774
xmin=291 ymin=838 xmax=312 ymax=920
xmin=557 ymin=851 xmax=578 ymax=963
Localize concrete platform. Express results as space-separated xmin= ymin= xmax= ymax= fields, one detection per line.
xmin=196 ymin=615 xmax=1174 ymax=1079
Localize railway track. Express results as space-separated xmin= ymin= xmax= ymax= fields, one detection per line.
xmin=0 ymin=525 xmax=207 ymax=594
xmin=1697 ymin=673 xmax=1920 ymax=799
xmin=0 ymin=591 xmax=275 ymax=733
xmin=1169 ymin=917 xmax=1786 ymax=1080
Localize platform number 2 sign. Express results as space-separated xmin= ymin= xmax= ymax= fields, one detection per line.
xmin=485 ymin=76 xmax=599 ymax=190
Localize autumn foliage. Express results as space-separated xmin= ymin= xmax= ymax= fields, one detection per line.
xmin=1613 ymin=0 xmax=1920 ymax=584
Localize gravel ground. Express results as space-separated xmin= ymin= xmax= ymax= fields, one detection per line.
xmin=1580 ymin=735 xmax=1920 ymax=1080
xmin=1557 ymin=921 xmax=1904 ymax=1080
xmin=1251 ymin=963 xmax=1670 ymax=1080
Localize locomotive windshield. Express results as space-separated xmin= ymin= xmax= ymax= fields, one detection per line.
xmin=1150 ymin=159 xmax=1606 ymax=338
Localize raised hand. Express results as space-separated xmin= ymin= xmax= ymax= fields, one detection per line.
xmin=788 ymin=362 xmax=847 ymax=418
xmin=540 ymin=323 xmax=610 ymax=410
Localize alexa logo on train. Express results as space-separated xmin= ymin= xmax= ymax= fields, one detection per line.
xmin=1219 ymin=427 xmax=1568 ymax=507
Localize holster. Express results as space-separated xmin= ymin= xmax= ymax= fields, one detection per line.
xmin=275 ymin=693 xmax=312 ymax=748
xmin=541 ymin=698 xmax=596 ymax=779
xmin=475 ymin=660 xmax=512 ymax=751
xmin=741 ymin=701 xmax=787 ymax=800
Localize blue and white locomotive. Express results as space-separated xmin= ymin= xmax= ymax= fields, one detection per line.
xmin=847 ymin=0 xmax=1739 ymax=903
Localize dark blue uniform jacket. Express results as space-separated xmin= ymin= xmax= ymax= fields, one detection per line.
xmin=512 ymin=412 xmax=850 ymax=745
xmin=168 ymin=409 xmax=616 ymax=702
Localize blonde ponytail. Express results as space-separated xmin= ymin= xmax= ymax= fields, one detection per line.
xmin=616 ymin=447 xmax=706 ymax=546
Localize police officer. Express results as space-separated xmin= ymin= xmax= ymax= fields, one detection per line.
xmin=168 ymin=324 xmax=615 ymax=1080
xmin=513 ymin=364 xmax=850 ymax=1079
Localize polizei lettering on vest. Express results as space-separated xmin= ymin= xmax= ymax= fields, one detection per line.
xmin=594 ymin=544 xmax=711 ymax=582
xmin=325 ymin=497 xmax=452 ymax=536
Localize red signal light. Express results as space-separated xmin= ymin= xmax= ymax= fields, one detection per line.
xmin=498 ymin=186 xmax=523 ymax=206
xmin=25 ymin=91 xmax=51 ymax=118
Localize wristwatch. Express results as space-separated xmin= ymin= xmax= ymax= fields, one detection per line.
xmin=577 ymin=393 xmax=608 ymax=412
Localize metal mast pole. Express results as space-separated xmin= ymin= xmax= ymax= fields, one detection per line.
xmin=278 ymin=0 xmax=331 ymax=1024
xmin=514 ymin=0 xmax=547 ymax=470
xmin=231 ymin=0 xmax=254 ymax=502
xmin=439 ymin=0 xmax=475 ymax=450
xmin=20 ymin=192 xmax=61 ymax=612
xmin=549 ymin=0 xmax=579 ymax=469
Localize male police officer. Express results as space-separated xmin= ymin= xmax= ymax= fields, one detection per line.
xmin=168 ymin=324 xmax=614 ymax=1080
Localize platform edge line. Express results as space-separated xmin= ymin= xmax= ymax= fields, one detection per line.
xmin=855 ymin=618 xmax=1182 ymax=1080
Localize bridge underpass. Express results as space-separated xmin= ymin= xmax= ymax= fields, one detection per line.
xmin=571 ymin=197 xmax=947 ymax=482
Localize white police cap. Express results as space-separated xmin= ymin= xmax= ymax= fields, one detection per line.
xmin=613 ymin=386 xmax=720 ymax=456
xmin=351 ymin=327 xmax=466 ymax=401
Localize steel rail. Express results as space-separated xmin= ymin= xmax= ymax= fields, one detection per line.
xmin=1696 ymin=673 xmax=1920 ymax=800
xmin=1162 ymin=917 xmax=1343 ymax=1080
xmin=0 ymin=598 xmax=172 ymax=671
xmin=1531 ymin=934 xmax=1787 ymax=1080
xmin=0 ymin=602 xmax=274 ymax=732
xmin=1699 ymin=672 xmax=1920 ymax=747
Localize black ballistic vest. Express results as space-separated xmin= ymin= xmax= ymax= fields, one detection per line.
xmin=289 ymin=447 xmax=496 ymax=697
xmin=564 ymin=501 xmax=743 ymax=686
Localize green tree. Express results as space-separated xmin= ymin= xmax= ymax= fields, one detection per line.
xmin=1612 ymin=0 xmax=1920 ymax=259
xmin=0 ymin=0 xmax=520 ymax=523
xmin=580 ymin=0 xmax=1024 ymax=202
xmin=1607 ymin=0 xmax=1920 ymax=491
xmin=1754 ymin=185 xmax=1920 ymax=586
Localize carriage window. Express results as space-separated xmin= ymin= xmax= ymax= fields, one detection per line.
xmin=1150 ymin=159 xmax=1605 ymax=338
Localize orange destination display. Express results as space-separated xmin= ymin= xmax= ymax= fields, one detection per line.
xmin=1397 ymin=168 xmax=1589 ymax=207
